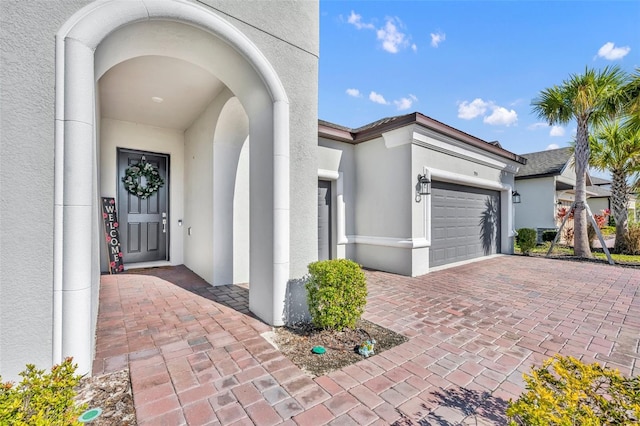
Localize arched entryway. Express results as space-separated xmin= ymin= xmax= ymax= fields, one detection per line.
xmin=54 ymin=0 xmax=290 ymax=375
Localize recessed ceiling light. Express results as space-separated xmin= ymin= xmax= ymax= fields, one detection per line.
xmin=151 ymin=96 xmax=164 ymax=103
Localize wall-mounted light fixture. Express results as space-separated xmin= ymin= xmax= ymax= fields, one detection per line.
xmin=512 ymin=190 xmax=521 ymax=204
xmin=415 ymin=174 xmax=431 ymax=202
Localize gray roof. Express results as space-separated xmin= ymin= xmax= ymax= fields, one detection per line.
xmin=587 ymin=185 xmax=611 ymax=198
xmin=590 ymin=176 xmax=611 ymax=186
xmin=319 ymin=112 xmax=527 ymax=164
xmin=516 ymin=147 xmax=573 ymax=178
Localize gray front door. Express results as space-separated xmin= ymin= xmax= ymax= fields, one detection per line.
xmin=118 ymin=149 xmax=169 ymax=264
xmin=430 ymin=181 xmax=501 ymax=267
xmin=318 ymin=180 xmax=332 ymax=260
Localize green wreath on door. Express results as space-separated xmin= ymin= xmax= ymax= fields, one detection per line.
xmin=121 ymin=158 xmax=165 ymax=199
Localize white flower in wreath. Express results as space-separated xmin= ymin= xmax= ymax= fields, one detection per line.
xmin=121 ymin=159 xmax=165 ymax=199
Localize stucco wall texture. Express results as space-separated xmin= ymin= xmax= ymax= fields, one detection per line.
xmin=1 ymin=0 xmax=91 ymax=381
xmin=0 ymin=0 xmax=319 ymax=380
xmin=201 ymin=0 xmax=320 ymax=279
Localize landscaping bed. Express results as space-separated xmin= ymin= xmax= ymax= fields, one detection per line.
xmin=273 ymin=318 xmax=408 ymax=377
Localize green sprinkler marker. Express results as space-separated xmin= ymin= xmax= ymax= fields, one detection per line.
xmin=311 ymin=345 xmax=326 ymax=354
xmin=78 ymin=408 xmax=102 ymax=423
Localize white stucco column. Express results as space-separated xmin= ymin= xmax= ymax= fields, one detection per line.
xmin=272 ymin=100 xmax=290 ymax=325
xmin=55 ymin=39 xmax=96 ymax=372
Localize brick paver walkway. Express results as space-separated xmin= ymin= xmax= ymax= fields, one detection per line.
xmin=95 ymin=257 xmax=640 ymax=425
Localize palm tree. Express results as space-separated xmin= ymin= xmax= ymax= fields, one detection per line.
xmin=589 ymin=121 xmax=640 ymax=253
xmin=623 ymin=68 xmax=640 ymax=132
xmin=532 ymin=66 xmax=628 ymax=257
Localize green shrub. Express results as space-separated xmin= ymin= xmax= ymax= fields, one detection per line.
xmin=507 ymin=355 xmax=640 ymax=425
xmin=0 ymin=357 xmax=86 ymax=426
xmin=306 ymin=259 xmax=367 ymax=330
xmin=625 ymin=223 xmax=640 ymax=255
xmin=601 ymin=226 xmax=616 ymax=237
xmin=541 ymin=230 xmax=557 ymax=242
xmin=516 ymin=228 xmax=537 ymax=255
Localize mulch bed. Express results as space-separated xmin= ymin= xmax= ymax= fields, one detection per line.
xmin=75 ymin=369 xmax=136 ymax=425
xmin=273 ymin=318 xmax=409 ymax=377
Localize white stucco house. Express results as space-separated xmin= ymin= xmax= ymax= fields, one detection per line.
xmin=317 ymin=113 xmax=525 ymax=276
xmin=514 ymin=148 xmax=581 ymax=237
xmin=586 ymin=177 xmax=637 ymax=222
xmin=1 ymin=0 xmax=319 ymax=381
xmin=1 ymin=0 xmax=526 ymax=381
xmin=514 ymin=148 xmax=636 ymax=238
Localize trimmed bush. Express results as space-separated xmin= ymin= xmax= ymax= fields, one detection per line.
xmin=507 ymin=355 xmax=640 ymax=425
xmin=516 ymin=228 xmax=537 ymax=255
xmin=306 ymin=259 xmax=367 ymax=330
xmin=0 ymin=357 xmax=86 ymax=425
xmin=541 ymin=230 xmax=557 ymax=242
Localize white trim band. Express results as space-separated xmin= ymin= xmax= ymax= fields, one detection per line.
xmin=347 ymin=235 xmax=430 ymax=249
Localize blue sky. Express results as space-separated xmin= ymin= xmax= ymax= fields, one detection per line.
xmin=318 ymin=1 xmax=639 ymax=158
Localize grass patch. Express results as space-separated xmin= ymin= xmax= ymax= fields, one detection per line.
xmin=601 ymin=226 xmax=615 ymax=236
xmin=515 ymin=243 xmax=572 ymax=256
xmin=515 ymin=242 xmax=640 ymax=264
xmin=593 ymin=252 xmax=640 ymax=263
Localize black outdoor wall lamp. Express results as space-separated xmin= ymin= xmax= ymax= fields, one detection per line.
xmin=512 ymin=190 xmax=521 ymax=204
xmin=415 ymin=174 xmax=431 ymax=202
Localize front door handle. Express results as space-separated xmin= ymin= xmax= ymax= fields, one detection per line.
xmin=162 ymin=212 xmax=167 ymax=233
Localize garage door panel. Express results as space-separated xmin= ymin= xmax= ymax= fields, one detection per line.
xmin=430 ymin=181 xmax=501 ymax=267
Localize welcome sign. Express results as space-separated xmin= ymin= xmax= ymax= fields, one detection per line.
xmin=101 ymin=197 xmax=125 ymax=273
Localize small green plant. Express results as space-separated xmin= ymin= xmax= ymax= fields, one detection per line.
xmin=305 ymin=259 xmax=367 ymax=330
xmin=507 ymin=355 xmax=640 ymax=425
xmin=542 ymin=230 xmax=557 ymax=242
xmin=0 ymin=357 xmax=86 ymax=425
xmin=601 ymin=226 xmax=616 ymax=237
xmin=516 ymin=228 xmax=537 ymax=255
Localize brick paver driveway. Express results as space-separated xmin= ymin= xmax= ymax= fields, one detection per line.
xmin=95 ymin=256 xmax=640 ymax=425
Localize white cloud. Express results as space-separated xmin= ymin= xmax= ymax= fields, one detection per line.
xmin=459 ymin=98 xmax=517 ymax=126
xmin=550 ymin=125 xmax=565 ymax=137
xmin=347 ymin=11 xmax=374 ymax=30
xmin=430 ymin=32 xmax=446 ymax=48
xmin=527 ymin=122 xmax=549 ymax=130
xmin=411 ymin=43 xmax=417 ymax=52
xmin=483 ymin=107 xmax=518 ymax=126
xmin=377 ymin=17 xmax=408 ymax=53
xmin=597 ymin=42 xmax=630 ymax=60
xmin=369 ymin=91 xmax=388 ymax=105
xmin=546 ymin=144 xmax=560 ymax=150
xmin=393 ymin=94 xmax=418 ymax=111
xmin=458 ymin=98 xmax=490 ymax=119
xmin=346 ymin=88 xmax=361 ymax=98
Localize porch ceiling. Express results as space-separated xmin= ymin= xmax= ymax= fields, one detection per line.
xmin=99 ymin=55 xmax=225 ymax=130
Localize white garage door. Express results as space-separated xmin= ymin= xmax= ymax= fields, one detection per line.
xmin=430 ymin=181 xmax=501 ymax=267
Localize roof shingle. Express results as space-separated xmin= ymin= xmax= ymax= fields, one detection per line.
xmin=516 ymin=147 xmax=573 ymax=178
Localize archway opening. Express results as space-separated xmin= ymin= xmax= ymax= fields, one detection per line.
xmin=55 ymin=2 xmax=290 ymax=375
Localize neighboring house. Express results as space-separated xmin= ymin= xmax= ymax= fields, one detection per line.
xmin=317 ymin=113 xmax=525 ymax=277
xmin=514 ymin=148 xmax=635 ymax=237
xmin=584 ymin=177 xmax=637 ymax=222
xmin=0 ymin=1 xmax=526 ymax=381
xmin=514 ymin=148 xmax=583 ymax=237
